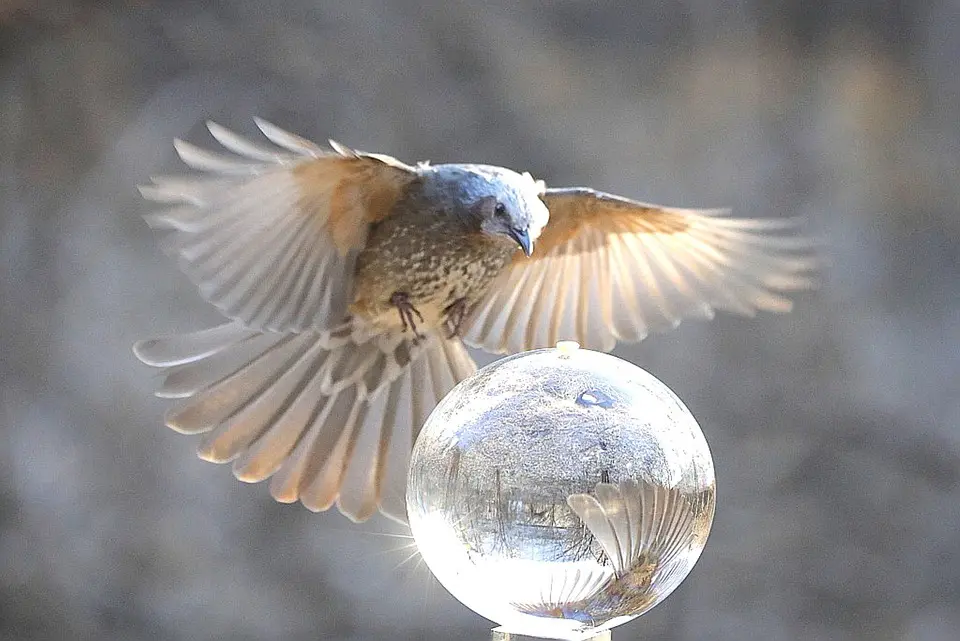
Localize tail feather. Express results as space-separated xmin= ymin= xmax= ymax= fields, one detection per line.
xmin=231 ymin=354 xmax=350 ymax=482
xmin=267 ymin=390 xmax=361 ymax=507
xmin=376 ymin=336 xmax=478 ymax=519
xmin=164 ymin=333 xmax=307 ymax=435
xmin=294 ymin=395 xmax=365 ymax=513
xmin=195 ymin=336 xmax=333 ymax=463
xmin=156 ymin=332 xmax=281 ymax=399
xmin=337 ymin=384 xmax=400 ymax=522
xmin=133 ymin=322 xmax=255 ymax=366
xmin=134 ymin=323 xmax=476 ymax=522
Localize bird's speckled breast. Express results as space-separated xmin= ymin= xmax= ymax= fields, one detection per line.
xmin=350 ymin=204 xmax=517 ymax=331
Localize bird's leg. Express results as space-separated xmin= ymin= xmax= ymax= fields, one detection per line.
xmin=390 ymin=292 xmax=425 ymax=341
xmin=443 ymin=297 xmax=469 ymax=339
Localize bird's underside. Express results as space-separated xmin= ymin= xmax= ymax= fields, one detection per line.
xmin=134 ymin=119 xmax=817 ymax=523
xmin=350 ymin=209 xmax=520 ymax=340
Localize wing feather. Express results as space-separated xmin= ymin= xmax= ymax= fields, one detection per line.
xmin=463 ymin=187 xmax=817 ymax=352
xmin=567 ymin=480 xmax=698 ymax=578
xmin=140 ymin=120 xmax=418 ymax=332
xmin=253 ymin=117 xmax=325 ymax=156
xmin=206 ymin=121 xmax=288 ymax=162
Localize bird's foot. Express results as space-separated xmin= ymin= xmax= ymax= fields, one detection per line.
xmin=390 ymin=292 xmax=425 ymax=341
xmin=443 ymin=297 xmax=469 ymax=339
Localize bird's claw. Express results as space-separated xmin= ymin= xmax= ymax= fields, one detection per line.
xmin=390 ymin=292 xmax=425 ymax=342
xmin=443 ymin=297 xmax=469 ymax=339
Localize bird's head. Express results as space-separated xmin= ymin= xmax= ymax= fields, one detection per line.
xmin=428 ymin=164 xmax=550 ymax=257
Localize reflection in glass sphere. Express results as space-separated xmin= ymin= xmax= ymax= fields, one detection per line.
xmin=407 ymin=343 xmax=716 ymax=640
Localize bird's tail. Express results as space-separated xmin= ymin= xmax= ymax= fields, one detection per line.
xmin=133 ymin=322 xmax=476 ymax=522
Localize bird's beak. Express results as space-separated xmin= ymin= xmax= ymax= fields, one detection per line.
xmin=510 ymin=228 xmax=533 ymax=257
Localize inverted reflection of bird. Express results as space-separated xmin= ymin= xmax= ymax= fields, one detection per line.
xmin=134 ymin=119 xmax=816 ymax=523
xmin=515 ymin=481 xmax=698 ymax=628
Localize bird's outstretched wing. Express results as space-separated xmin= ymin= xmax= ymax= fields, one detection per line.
xmin=463 ymin=187 xmax=817 ymax=353
xmin=139 ymin=119 xmax=418 ymax=332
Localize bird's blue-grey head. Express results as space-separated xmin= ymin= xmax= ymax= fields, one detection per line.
xmin=422 ymin=164 xmax=550 ymax=257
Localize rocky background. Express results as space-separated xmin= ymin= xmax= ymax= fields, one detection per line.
xmin=2 ymin=1 xmax=958 ymax=640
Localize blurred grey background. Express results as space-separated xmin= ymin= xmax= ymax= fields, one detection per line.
xmin=2 ymin=1 xmax=958 ymax=640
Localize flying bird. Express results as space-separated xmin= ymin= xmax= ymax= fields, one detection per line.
xmin=134 ymin=119 xmax=816 ymax=523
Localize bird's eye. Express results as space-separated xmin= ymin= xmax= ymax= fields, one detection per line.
xmin=494 ymin=202 xmax=507 ymax=217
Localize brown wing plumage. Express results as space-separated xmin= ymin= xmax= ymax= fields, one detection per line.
xmin=139 ymin=119 xmax=418 ymax=332
xmin=462 ymin=187 xmax=817 ymax=353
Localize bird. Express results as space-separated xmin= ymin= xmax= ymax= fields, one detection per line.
xmin=133 ymin=118 xmax=816 ymax=524
xmin=515 ymin=480 xmax=702 ymax=628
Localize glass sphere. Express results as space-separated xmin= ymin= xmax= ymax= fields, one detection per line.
xmin=407 ymin=343 xmax=716 ymax=640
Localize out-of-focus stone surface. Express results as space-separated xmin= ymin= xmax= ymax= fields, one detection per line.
xmin=1 ymin=2 xmax=958 ymax=639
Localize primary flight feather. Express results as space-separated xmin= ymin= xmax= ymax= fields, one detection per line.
xmin=134 ymin=119 xmax=816 ymax=522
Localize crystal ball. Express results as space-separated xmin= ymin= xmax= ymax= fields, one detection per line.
xmin=407 ymin=343 xmax=716 ymax=640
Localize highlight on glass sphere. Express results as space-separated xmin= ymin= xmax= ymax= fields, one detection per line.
xmin=406 ymin=342 xmax=716 ymax=641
